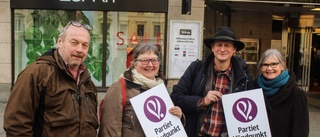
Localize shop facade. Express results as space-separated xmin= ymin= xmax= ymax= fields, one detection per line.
xmin=0 ymin=0 xmax=205 ymax=101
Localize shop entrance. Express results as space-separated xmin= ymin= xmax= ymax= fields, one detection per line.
xmin=287 ymin=27 xmax=320 ymax=92
xmin=205 ymin=0 xmax=320 ymax=92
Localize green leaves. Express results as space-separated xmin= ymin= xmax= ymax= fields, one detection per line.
xmin=24 ymin=26 xmax=42 ymax=64
xmin=23 ymin=10 xmax=108 ymax=82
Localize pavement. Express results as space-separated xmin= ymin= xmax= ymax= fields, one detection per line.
xmin=0 ymin=92 xmax=319 ymax=137
xmin=0 ymin=102 xmax=5 ymax=136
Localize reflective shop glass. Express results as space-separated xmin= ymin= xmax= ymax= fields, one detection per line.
xmin=13 ymin=10 xmax=165 ymax=87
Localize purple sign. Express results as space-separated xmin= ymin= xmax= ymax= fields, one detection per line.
xmin=232 ymin=98 xmax=258 ymax=122
xmin=143 ymin=96 xmax=166 ymax=122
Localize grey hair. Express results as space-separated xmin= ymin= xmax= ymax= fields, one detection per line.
xmin=133 ymin=44 xmax=160 ymax=61
xmin=58 ymin=24 xmax=71 ymax=42
xmin=58 ymin=22 xmax=91 ymax=42
xmin=123 ymin=43 xmax=165 ymax=81
xmin=128 ymin=43 xmax=161 ymax=69
xmin=257 ymin=49 xmax=286 ymax=70
xmin=59 ymin=30 xmax=67 ymax=42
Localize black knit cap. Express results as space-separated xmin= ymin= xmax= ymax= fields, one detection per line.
xmin=203 ymin=26 xmax=244 ymax=51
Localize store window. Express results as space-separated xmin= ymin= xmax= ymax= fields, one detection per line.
xmin=13 ymin=9 xmax=165 ymax=89
xmin=106 ymin=12 xmax=165 ymax=85
xmin=154 ymin=25 xmax=161 ymax=37
xmin=14 ymin=17 xmax=23 ymax=32
xmin=236 ymin=38 xmax=260 ymax=79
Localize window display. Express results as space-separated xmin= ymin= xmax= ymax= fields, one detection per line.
xmin=13 ymin=9 xmax=165 ymax=88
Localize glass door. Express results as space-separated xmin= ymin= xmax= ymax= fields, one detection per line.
xmin=287 ymin=27 xmax=313 ymax=91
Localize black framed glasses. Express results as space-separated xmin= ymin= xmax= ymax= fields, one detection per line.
xmin=261 ymin=62 xmax=280 ymax=69
xmin=136 ymin=58 xmax=160 ymax=65
xmin=64 ymin=20 xmax=93 ymax=31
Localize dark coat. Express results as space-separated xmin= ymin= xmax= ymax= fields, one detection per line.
xmin=256 ymin=71 xmax=309 ymax=137
xmin=170 ymin=53 xmax=254 ymax=137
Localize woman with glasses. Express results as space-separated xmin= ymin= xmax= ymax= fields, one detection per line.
xmin=99 ymin=44 xmax=183 ymax=137
xmin=255 ymin=49 xmax=309 ymax=137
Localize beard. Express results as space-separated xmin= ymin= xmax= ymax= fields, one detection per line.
xmin=68 ymin=53 xmax=86 ymax=69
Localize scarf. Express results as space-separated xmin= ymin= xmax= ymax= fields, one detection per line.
xmin=257 ymin=70 xmax=290 ymax=96
xmin=128 ymin=69 xmax=164 ymax=89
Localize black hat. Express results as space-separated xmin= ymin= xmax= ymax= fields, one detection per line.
xmin=203 ymin=27 xmax=244 ymax=51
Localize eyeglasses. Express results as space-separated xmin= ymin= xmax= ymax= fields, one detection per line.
xmin=136 ymin=58 xmax=160 ymax=65
xmin=261 ymin=62 xmax=280 ymax=69
xmin=64 ymin=20 xmax=93 ymax=31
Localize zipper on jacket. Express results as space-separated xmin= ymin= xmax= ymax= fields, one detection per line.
xmin=77 ymin=93 xmax=82 ymax=105
xmin=244 ymin=72 xmax=248 ymax=90
xmin=77 ymin=77 xmax=91 ymax=106
xmin=130 ymin=115 xmax=136 ymax=136
xmin=85 ymin=94 xmax=91 ymax=114
xmin=232 ymin=72 xmax=247 ymax=91
xmin=196 ymin=74 xmax=205 ymax=95
xmin=130 ymin=116 xmax=135 ymax=127
xmin=71 ymin=92 xmax=76 ymax=114
xmin=77 ymin=82 xmax=82 ymax=105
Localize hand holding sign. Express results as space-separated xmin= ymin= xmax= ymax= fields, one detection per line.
xmin=130 ymin=83 xmax=187 ymax=137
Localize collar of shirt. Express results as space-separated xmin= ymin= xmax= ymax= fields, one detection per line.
xmin=63 ymin=59 xmax=86 ymax=84
xmin=213 ymin=62 xmax=232 ymax=81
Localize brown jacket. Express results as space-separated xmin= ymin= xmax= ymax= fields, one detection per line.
xmin=4 ymin=48 xmax=99 ymax=137
xmin=98 ymin=79 xmax=145 ymax=137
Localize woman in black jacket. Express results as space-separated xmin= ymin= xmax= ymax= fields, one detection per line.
xmin=255 ymin=49 xmax=309 ymax=137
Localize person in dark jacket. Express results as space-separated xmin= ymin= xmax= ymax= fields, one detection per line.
xmin=255 ymin=49 xmax=309 ymax=137
xmin=171 ymin=26 xmax=254 ymax=137
xmin=4 ymin=21 xmax=99 ymax=137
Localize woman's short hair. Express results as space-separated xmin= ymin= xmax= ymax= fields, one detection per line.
xmin=132 ymin=43 xmax=161 ymax=62
xmin=257 ymin=49 xmax=286 ymax=70
xmin=123 ymin=43 xmax=165 ymax=81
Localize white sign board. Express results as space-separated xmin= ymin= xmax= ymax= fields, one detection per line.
xmin=168 ymin=20 xmax=202 ymax=79
xmin=130 ymin=83 xmax=187 ymax=137
xmin=222 ymin=88 xmax=271 ymax=137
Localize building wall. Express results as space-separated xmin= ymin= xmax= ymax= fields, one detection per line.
xmin=0 ymin=1 xmax=274 ymax=95
xmin=0 ymin=0 xmax=205 ymax=100
xmin=0 ymin=1 xmax=276 ymax=99
xmin=166 ymin=0 xmax=205 ymax=92
xmin=0 ymin=0 xmax=11 ymax=102
xmin=230 ymin=10 xmax=272 ymax=54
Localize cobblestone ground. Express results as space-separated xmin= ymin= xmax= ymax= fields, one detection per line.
xmin=0 ymin=102 xmax=319 ymax=137
xmin=0 ymin=102 xmax=5 ymax=137
xmin=309 ymin=105 xmax=320 ymax=137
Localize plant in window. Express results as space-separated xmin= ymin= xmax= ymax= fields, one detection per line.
xmin=22 ymin=10 xmax=109 ymax=82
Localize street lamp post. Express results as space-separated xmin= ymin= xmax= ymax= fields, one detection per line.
xmin=31 ymin=10 xmax=39 ymax=40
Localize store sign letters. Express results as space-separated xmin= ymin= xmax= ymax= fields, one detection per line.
xmin=116 ymin=31 xmax=163 ymax=46
xmin=60 ymin=0 xmax=115 ymax=3
xmin=12 ymin=0 xmax=167 ymax=12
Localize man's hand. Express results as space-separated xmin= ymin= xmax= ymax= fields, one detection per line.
xmin=204 ymin=90 xmax=223 ymax=105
